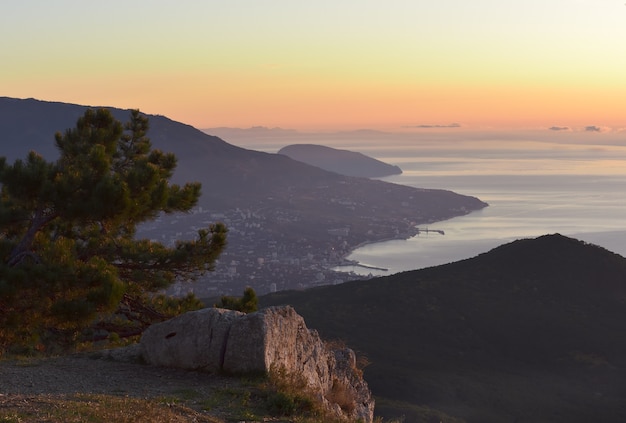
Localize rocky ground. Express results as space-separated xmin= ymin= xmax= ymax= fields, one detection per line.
xmin=1 ymin=349 xmax=224 ymax=396
xmin=0 ymin=347 xmax=255 ymax=421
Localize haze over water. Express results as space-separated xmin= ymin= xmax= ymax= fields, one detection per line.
xmin=226 ymin=128 xmax=626 ymax=276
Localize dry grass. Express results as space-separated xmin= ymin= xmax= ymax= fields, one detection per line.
xmin=0 ymin=393 xmax=223 ymax=423
xmin=325 ymin=379 xmax=355 ymax=415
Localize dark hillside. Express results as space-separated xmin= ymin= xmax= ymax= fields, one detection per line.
xmin=260 ymin=234 xmax=626 ymax=423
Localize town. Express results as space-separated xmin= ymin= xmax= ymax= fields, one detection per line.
xmin=137 ymin=205 xmax=406 ymax=298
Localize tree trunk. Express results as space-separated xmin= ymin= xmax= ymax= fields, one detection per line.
xmin=7 ymin=208 xmax=57 ymax=266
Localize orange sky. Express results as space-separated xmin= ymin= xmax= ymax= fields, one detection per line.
xmin=2 ymin=1 xmax=625 ymax=131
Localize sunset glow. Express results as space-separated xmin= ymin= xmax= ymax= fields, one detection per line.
xmin=2 ymin=1 xmax=625 ymax=131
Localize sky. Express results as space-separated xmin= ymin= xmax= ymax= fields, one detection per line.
xmin=2 ymin=1 xmax=626 ymax=131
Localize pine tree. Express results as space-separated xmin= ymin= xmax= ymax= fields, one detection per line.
xmin=0 ymin=109 xmax=227 ymax=354
xmin=215 ymin=287 xmax=258 ymax=313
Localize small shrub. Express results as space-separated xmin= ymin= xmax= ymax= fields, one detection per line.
xmin=149 ymin=292 xmax=205 ymax=317
xmin=356 ymin=353 xmax=372 ymax=372
xmin=214 ymin=287 xmax=258 ymax=313
xmin=261 ymin=365 xmax=320 ymax=417
xmin=267 ymin=389 xmax=320 ymax=417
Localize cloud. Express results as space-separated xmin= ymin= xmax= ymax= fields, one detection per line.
xmin=405 ymin=123 xmax=461 ymax=129
xmin=547 ymin=125 xmax=613 ymax=133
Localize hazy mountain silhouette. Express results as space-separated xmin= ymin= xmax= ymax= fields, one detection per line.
xmin=278 ymin=143 xmax=402 ymax=178
xmin=203 ymin=126 xmax=391 ymax=142
xmin=0 ymin=97 xmax=486 ymax=249
xmin=260 ymin=234 xmax=626 ymax=423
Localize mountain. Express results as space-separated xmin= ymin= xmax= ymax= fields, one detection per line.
xmin=260 ymin=234 xmax=626 ymax=423
xmin=278 ymin=143 xmax=402 ymax=178
xmin=202 ymin=126 xmax=391 ymax=143
xmin=0 ymin=97 xmax=487 ymax=294
xmin=204 ymin=126 xmax=300 ymax=140
xmin=0 ymin=97 xmax=484 ymax=223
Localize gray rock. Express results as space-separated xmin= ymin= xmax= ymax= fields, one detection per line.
xmin=140 ymin=305 xmax=375 ymax=422
xmin=141 ymin=307 xmax=243 ymax=372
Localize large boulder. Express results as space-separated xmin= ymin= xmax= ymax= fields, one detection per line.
xmin=140 ymin=306 xmax=374 ymax=422
xmin=140 ymin=307 xmax=243 ymax=372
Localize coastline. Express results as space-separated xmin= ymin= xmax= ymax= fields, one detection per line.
xmin=338 ymin=259 xmax=389 ymax=272
xmin=334 ymin=222 xmax=450 ymax=274
xmin=334 ymin=226 xmax=420 ymax=273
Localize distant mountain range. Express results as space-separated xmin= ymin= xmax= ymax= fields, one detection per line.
xmin=278 ymin=143 xmax=402 ymax=178
xmin=0 ymin=97 xmax=485 ymax=212
xmin=204 ymin=126 xmax=301 ymax=140
xmin=203 ymin=126 xmax=391 ymax=141
xmin=0 ymin=97 xmax=486 ymax=244
xmin=260 ymin=234 xmax=626 ymax=423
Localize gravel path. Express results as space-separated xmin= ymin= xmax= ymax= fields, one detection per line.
xmin=0 ymin=346 xmax=237 ymax=400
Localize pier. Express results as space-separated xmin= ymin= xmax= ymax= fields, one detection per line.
xmin=416 ymin=228 xmax=445 ymax=235
xmin=353 ymin=263 xmax=389 ymax=272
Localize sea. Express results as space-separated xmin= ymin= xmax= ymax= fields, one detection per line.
xmin=223 ymin=128 xmax=626 ymax=276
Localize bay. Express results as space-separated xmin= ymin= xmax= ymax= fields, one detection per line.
xmin=335 ymin=142 xmax=626 ymax=275
xmin=226 ymin=129 xmax=626 ymax=276
xmin=337 ymin=173 xmax=626 ymax=276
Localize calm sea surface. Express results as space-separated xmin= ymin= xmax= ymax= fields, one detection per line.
xmin=231 ymin=131 xmax=626 ymax=276
xmin=336 ymin=172 xmax=626 ymax=276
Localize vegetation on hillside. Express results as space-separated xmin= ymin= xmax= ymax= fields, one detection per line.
xmin=214 ymin=287 xmax=259 ymax=313
xmin=0 ymin=109 xmax=227 ymax=355
xmin=260 ymin=234 xmax=626 ymax=423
